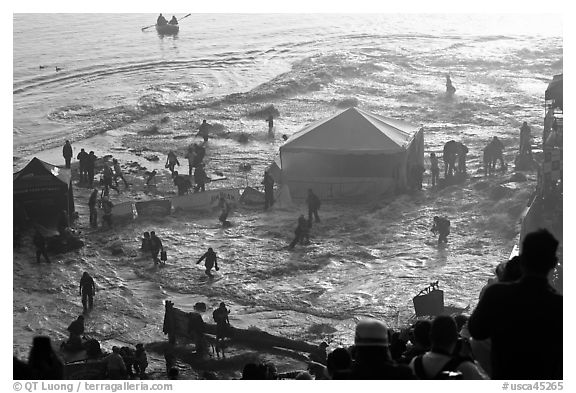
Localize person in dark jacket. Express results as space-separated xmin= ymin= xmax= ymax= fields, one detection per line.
xmin=287 ymin=215 xmax=308 ymax=250
xmin=197 ymin=120 xmax=211 ymax=143
xmin=157 ymin=13 xmax=167 ymax=26
xmin=79 ymin=272 xmax=96 ymax=313
xmin=28 ymin=336 xmax=64 ymax=380
xmin=150 ymin=231 xmax=163 ymax=265
xmin=77 ymin=148 xmax=88 ymax=182
xmin=88 ymin=189 xmax=98 ymax=228
xmin=349 ymin=319 xmax=415 ymax=380
xmin=165 ymin=151 xmax=180 ymax=175
xmin=63 ymin=140 xmax=73 ymax=168
xmin=173 ymin=171 xmax=191 ymax=195
xmin=262 ymin=171 xmax=274 ymax=210
xmin=217 ymin=194 xmax=231 ymax=226
xmin=86 ymin=151 xmax=97 ymax=188
xmin=431 ymin=216 xmax=450 ymax=244
xmin=66 ymin=315 xmax=85 ymax=351
xmin=133 ymin=343 xmax=148 ymax=378
xmin=33 ymin=230 xmax=51 ymax=264
xmin=141 ymin=232 xmax=151 ymax=252
xmin=197 ymin=247 xmax=218 ymax=277
xmin=193 ymin=144 xmax=206 ymax=168
xmin=168 ymin=15 xmax=178 ymax=25
xmin=306 ymin=189 xmax=321 ymax=224
xmin=212 ymin=302 xmax=231 ymax=344
xmin=193 ymin=163 xmax=208 ymax=193
xmin=101 ymin=196 xmax=113 ymax=228
xmin=468 ymin=229 xmax=562 ymax=380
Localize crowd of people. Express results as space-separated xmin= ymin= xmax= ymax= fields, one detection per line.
xmin=239 ymin=229 xmax=562 ymax=380
xmin=14 ymin=110 xmax=561 ymax=381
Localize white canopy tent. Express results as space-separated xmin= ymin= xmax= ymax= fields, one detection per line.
xmin=279 ymin=107 xmax=424 ymax=199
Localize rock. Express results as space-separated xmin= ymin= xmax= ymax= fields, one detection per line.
xmin=160 ymin=116 xmax=170 ymax=123
xmin=509 ymin=172 xmax=527 ymax=182
xmin=20 ymin=306 xmax=29 ymax=313
xmin=108 ymin=241 xmax=125 ymax=256
xmin=25 ymin=325 xmax=34 ymax=332
xmin=490 ymin=184 xmax=513 ymax=200
xmin=473 ymin=181 xmax=490 ymax=191
xmin=238 ymin=133 xmax=249 ymax=144
xmin=145 ymin=154 xmax=160 ymax=162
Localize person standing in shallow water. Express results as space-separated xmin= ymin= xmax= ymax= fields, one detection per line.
xmin=431 ymin=216 xmax=450 ymax=245
xmin=306 ymin=188 xmax=321 ymax=225
xmin=196 ymin=247 xmax=219 ymax=277
xmin=63 ymin=140 xmax=73 ymax=169
xmin=150 ymin=231 xmax=164 ymax=265
xmin=79 ymin=272 xmax=96 ymax=313
xmin=197 ymin=120 xmax=211 ymax=143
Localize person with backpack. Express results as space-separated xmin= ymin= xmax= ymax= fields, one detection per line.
xmin=409 ymin=315 xmax=487 ymax=380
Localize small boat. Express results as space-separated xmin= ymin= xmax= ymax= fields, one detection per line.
xmin=156 ymin=24 xmax=179 ymax=35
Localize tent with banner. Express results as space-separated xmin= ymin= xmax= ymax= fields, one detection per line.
xmin=13 ymin=157 xmax=75 ymax=228
xmin=279 ymin=107 xmax=424 ymax=199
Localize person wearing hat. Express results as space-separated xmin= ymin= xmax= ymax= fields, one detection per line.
xmin=350 ymin=319 xmax=414 ymax=379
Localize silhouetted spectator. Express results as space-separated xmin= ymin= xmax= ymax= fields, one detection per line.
xmin=326 ymin=347 xmax=352 ymax=379
xmin=13 ymin=356 xmax=32 ymax=379
xmin=105 ymin=346 xmax=128 ymax=379
xmin=468 ymin=229 xmax=563 ymax=380
xmin=349 ymin=319 xmax=415 ymax=379
xmin=28 ymin=336 xmax=64 ymax=380
xmin=133 ymin=343 xmax=148 ymax=378
xmin=241 ymin=363 xmax=267 ymax=379
xmin=399 ymin=320 xmax=431 ymax=364
xmin=409 ymin=316 xmax=487 ymax=379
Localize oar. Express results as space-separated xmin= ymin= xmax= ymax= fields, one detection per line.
xmin=141 ymin=23 xmax=156 ymax=32
xmin=178 ymin=13 xmax=192 ymax=22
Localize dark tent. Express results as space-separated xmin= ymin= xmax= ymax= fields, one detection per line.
xmin=545 ymin=74 xmax=563 ymax=110
xmin=13 ymin=157 xmax=75 ymax=228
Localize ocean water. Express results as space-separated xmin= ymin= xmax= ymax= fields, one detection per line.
xmin=13 ymin=13 xmax=563 ymax=372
